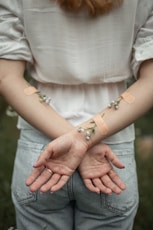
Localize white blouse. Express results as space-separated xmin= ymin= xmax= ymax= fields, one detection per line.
xmin=0 ymin=0 xmax=153 ymax=143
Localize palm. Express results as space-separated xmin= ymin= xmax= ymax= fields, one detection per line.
xmin=79 ymin=148 xmax=112 ymax=179
xmin=44 ymin=132 xmax=87 ymax=174
xmin=26 ymin=131 xmax=88 ymax=193
xmin=78 ymin=144 xmax=126 ymax=194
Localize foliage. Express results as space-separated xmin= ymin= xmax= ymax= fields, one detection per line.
xmin=133 ymin=154 xmax=153 ymax=230
xmin=0 ymin=99 xmax=18 ymax=229
xmin=135 ymin=107 xmax=153 ymax=136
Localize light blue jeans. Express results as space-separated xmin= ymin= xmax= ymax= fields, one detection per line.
xmin=11 ymin=128 xmax=139 ymax=230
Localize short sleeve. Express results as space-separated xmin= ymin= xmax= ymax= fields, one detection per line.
xmin=131 ymin=3 xmax=153 ymax=79
xmin=0 ymin=0 xmax=33 ymax=63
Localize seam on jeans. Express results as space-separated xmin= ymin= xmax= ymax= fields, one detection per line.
xmin=12 ymin=191 xmax=37 ymax=206
xmin=102 ymin=194 xmax=138 ymax=215
xmin=67 ymin=175 xmax=75 ymax=200
xmin=101 ymin=194 xmax=130 ymax=215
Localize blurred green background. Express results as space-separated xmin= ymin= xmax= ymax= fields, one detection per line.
xmin=0 ymin=97 xmax=153 ymax=230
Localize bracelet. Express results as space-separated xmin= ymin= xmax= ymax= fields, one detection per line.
xmin=24 ymin=86 xmax=48 ymax=103
xmin=108 ymin=91 xmax=135 ymax=110
xmin=77 ymin=120 xmax=96 ymax=141
xmin=78 ymin=91 xmax=135 ymax=141
xmin=77 ymin=113 xmax=108 ymax=141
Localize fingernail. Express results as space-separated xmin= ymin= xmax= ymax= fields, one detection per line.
xmin=96 ymin=189 xmax=100 ymax=194
xmin=33 ymin=163 xmax=37 ymax=167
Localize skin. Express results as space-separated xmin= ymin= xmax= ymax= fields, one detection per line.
xmin=26 ymin=141 xmax=125 ymax=194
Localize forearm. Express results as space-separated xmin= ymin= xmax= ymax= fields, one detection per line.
xmin=79 ymin=60 xmax=153 ymax=148
xmin=0 ymin=59 xmax=73 ymax=139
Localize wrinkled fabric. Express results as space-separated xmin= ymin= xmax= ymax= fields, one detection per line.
xmin=0 ymin=1 xmax=153 ymax=83
xmin=0 ymin=1 xmax=33 ymax=62
xmin=132 ymin=1 xmax=153 ymax=78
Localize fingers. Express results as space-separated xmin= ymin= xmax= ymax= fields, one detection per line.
xmin=38 ymin=174 xmax=70 ymax=193
xmin=49 ymin=175 xmax=70 ymax=192
xmin=33 ymin=144 xmax=53 ymax=168
xmin=83 ymin=177 xmax=117 ymax=195
xmin=28 ymin=167 xmax=54 ymax=192
xmin=83 ymin=169 xmax=126 ymax=195
xmin=26 ymin=166 xmax=44 ymax=186
xmin=105 ymin=150 xmax=125 ymax=169
xmin=101 ymin=174 xmax=122 ymax=195
xmin=89 ymin=143 xmax=125 ymax=169
xmin=92 ymin=178 xmax=112 ymax=194
xmin=27 ymin=166 xmax=70 ymax=193
xmin=100 ymin=170 xmax=126 ymax=194
xmin=108 ymin=169 xmax=126 ymax=191
xmin=83 ymin=179 xmax=100 ymax=194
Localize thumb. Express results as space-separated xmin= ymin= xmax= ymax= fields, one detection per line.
xmin=106 ymin=150 xmax=125 ymax=169
xmin=33 ymin=144 xmax=53 ymax=168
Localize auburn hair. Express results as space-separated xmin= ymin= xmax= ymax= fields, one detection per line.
xmin=55 ymin=0 xmax=123 ymax=16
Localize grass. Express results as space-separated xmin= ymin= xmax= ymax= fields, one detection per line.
xmin=0 ymin=111 xmax=18 ymax=229
xmin=134 ymin=154 xmax=153 ymax=230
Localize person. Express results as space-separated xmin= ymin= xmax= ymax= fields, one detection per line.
xmin=0 ymin=0 xmax=153 ymax=229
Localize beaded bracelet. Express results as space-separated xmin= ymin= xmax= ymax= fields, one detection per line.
xmin=77 ymin=113 xmax=108 ymax=141
xmin=24 ymin=86 xmax=49 ymax=103
xmin=108 ymin=91 xmax=135 ymax=110
xmin=77 ymin=91 xmax=135 ymax=141
xmin=77 ymin=120 xmax=96 ymax=141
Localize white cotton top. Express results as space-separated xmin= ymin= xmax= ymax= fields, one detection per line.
xmin=0 ymin=0 xmax=153 ymax=143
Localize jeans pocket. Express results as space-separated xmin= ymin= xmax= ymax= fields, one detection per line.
xmin=11 ymin=139 xmax=45 ymax=205
xmin=101 ymin=148 xmax=139 ymax=215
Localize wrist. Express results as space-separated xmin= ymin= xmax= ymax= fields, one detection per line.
xmin=70 ymin=127 xmax=91 ymax=152
xmin=77 ymin=114 xmax=109 ymax=149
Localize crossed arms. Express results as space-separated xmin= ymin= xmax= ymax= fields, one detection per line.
xmin=0 ymin=59 xmax=153 ymax=194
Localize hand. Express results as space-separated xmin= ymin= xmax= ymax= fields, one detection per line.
xmin=79 ymin=144 xmax=126 ymax=194
xmin=26 ymin=130 xmax=88 ymax=193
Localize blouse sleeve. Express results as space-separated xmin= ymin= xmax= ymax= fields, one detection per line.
xmin=131 ymin=3 xmax=153 ymax=79
xmin=0 ymin=0 xmax=33 ymax=63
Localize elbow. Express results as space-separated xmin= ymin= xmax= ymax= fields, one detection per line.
xmin=139 ymin=59 xmax=153 ymax=79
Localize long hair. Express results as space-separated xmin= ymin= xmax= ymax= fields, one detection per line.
xmin=55 ymin=0 xmax=123 ymax=16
